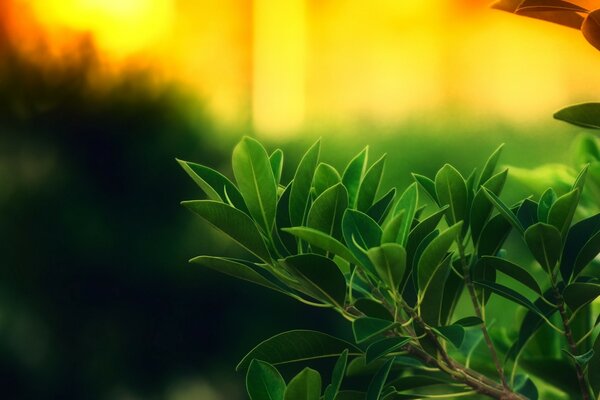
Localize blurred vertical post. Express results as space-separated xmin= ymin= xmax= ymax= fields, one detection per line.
xmin=252 ymin=0 xmax=306 ymax=136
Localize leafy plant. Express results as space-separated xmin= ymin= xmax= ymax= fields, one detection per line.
xmin=179 ymin=137 xmax=600 ymax=400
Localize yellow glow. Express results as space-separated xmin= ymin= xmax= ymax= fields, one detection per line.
xmin=28 ymin=0 xmax=174 ymax=56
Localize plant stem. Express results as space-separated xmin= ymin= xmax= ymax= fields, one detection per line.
xmin=457 ymin=239 xmax=510 ymax=392
xmin=552 ymin=284 xmax=591 ymax=400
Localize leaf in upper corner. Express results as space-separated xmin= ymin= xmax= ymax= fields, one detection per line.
xmin=412 ymin=173 xmax=437 ymax=203
xmin=283 ymin=227 xmax=360 ymax=265
xmin=177 ymin=159 xmax=249 ymax=213
xmin=366 ymin=357 xmax=395 ymax=400
xmin=313 ymin=163 xmax=342 ymax=198
xmin=343 ymin=147 xmax=368 ymax=209
xmin=470 ymin=169 xmax=508 ymax=243
xmin=368 ymin=243 xmax=407 ymax=292
xmin=365 ymin=337 xmax=410 ymax=364
xmin=342 ymin=209 xmax=383 ymax=273
xmin=583 ymin=10 xmax=600 ymax=53
xmin=284 ymin=367 xmax=322 ymax=400
xmin=357 ymin=154 xmax=386 ymax=212
xmin=561 ymin=213 xmax=600 ymax=282
xmin=478 ymin=144 xmax=504 ymax=187
xmin=548 ymin=188 xmax=580 ymax=238
xmin=367 ymin=188 xmax=397 ymax=224
xmin=232 ymin=137 xmax=278 ymax=235
xmin=563 ymin=282 xmax=600 ymax=312
xmin=524 ymin=223 xmax=562 ymax=274
xmin=237 ymin=330 xmax=361 ymax=371
xmin=307 ymin=183 xmax=348 ymax=241
xmin=555 ymin=102 xmax=600 ymax=129
xmin=323 ymin=350 xmax=349 ymax=400
xmin=182 ymin=200 xmax=271 ymax=262
xmin=391 ymin=183 xmax=419 ymax=246
xmin=246 ymin=359 xmax=286 ymax=400
xmin=352 ymin=317 xmax=397 ymax=344
xmin=435 ymin=164 xmax=468 ymax=225
xmin=290 ymin=140 xmax=321 ymax=227
xmin=284 ymin=254 xmax=347 ymax=307
xmin=477 ymin=256 xmax=543 ymax=295
xmin=537 ymin=188 xmax=557 ymax=223
xmin=417 ymin=222 xmax=462 ymax=294
xmin=270 ymin=149 xmax=284 ymax=185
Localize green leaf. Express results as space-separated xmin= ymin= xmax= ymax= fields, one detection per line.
xmin=182 ymin=200 xmax=271 ymax=262
xmin=353 ymin=298 xmax=393 ymax=320
xmin=382 ymin=211 xmax=405 ymax=244
xmin=275 ymin=183 xmax=296 ymax=255
xmin=572 ymin=164 xmax=588 ymax=195
xmin=307 ymin=183 xmax=348 ymax=241
xmin=392 ymin=183 xmax=419 ymax=246
xmin=477 ymin=212 xmax=512 ymax=257
xmin=439 ymin=268 xmax=464 ymax=326
xmin=574 ymin=135 xmax=600 ymax=165
xmin=472 ymin=280 xmax=543 ymax=317
xmin=342 ymin=209 xmax=383 ymax=273
xmin=177 ymin=159 xmax=248 ymax=212
xmin=478 ymin=144 xmax=504 ymax=187
xmin=517 ymin=198 xmax=539 ymax=231
xmin=482 ymin=188 xmax=525 ymax=235
xmin=433 ymin=325 xmax=465 ymax=348
xmin=417 ymin=222 xmax=462 ymax=294
xmin=435 ymin=164 xmax=468 ymax=225
xmin=190 ymin=256 xmax=285 ymax=294
xmin=589 ymin=333 xmax=600 ymax=396
xmin=548 ymin=189 xmax=580 ymax=237
xmin=366 ymin=337 xmax=410 ymax=364
xmin=561 ymin=213 xmax=600 ymax=282
xmin=237 ymin=330 xmax=361 ymax=371
xmin=313 ymin=163 xmax=342 ymax=198
xmin=470 ymin=169 xmax=508 ymax=243
xmin=537 ymin=188 xmax=557 ymax=223
xmin=562 ymin=349 xmax=595 ymax=368
xmin=573 ymin=230 xmax=600 ymax=278
xmin=367 ymin=188 xmax=397 ymax=224
xmin=453 ymin=316 xmax=483 ymax=327
xmin=283 ymin=227 xmax=360 ymax=266
xmin=367 ymin=243 xmax=407 ymax=292
xmin=554 ymin=102 xmax=600 ymax=129
xmin=419 ymin=254 xmax=452 ymax=326
xmin=246 ymin=359 xmax=286 ymax=400
xmin=270 ymin=149 xmax=284 ymax=185
xmin=323 ymin=350 xmax=349 ymax=400
xmin=563 ymin=282 xmax=600 ymax=312
xmin=284 ymin=254 xmax=347 ymax=307
xmin=477 ymin=256 xmax=543 ymax=295
xmin=406 ymin=207 xmax=447 ymax=270
xmin=366 ymin=357 xmax=394 ymax=400
xmin=290 ymin=140 xmax=321 ymax=226
xmin=353 ymin=317 xmax=397 ymax=344
xmin=343 ymin=147 xmax=368 ymax=208
xmin=524 ymin=223 xmax=562 ymax=274
xmin=412 ymin=173 xmax=438 ymax=203
xmin=357 ymin=154 xmax=386 ymax=212
xmin=232 ymin=137 xmax=278 ymax=235
xmin=284 ymin=367 xmax=321 ymax=400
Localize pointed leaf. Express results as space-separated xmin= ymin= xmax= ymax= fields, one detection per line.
xmin=353 ymin=317 xmax=397 ymax=344
xmin=412 ymin=173 xmax=437 ymax=203
xmin=307 ymin=183 xmax=348 ymax=241
xmin=343 ymin=148 xmax=368 ymax=208
xmin=366 ymin=357 xmax=395 ymax=400
xmin=477 ymin=212 xmax=512 ymax=257
xmin=574 ymin=230 xmax=600 ymax=278
xmin=561 ymin=213 xmax=600 ymax=282
xmin=382 ymin=211 xmax=405 ymax=244
xmin=517 ymin=198 xmax=539 ymax=231
xmin=284 ymin=368 xmax=321 ymax=400
xmin=548 ymin=188 xmax=580 ymax=237
xmin=313 ymin=163 xmax=342 ymax=198
xmin=563 ymin=282 xmax=600 ymax=312
xmin=233 ymin=137 xmax=278 ymax=235
xmin=554 ymin=102 xmax=600 ymax=129
xmin=435 ymin=164 xmax=468 ymax=225
xmin=478 ymin=144 xmax=504 ymax=187
xmin=353 ymin=298 xmax=393 ymax=320
xmin=182 ymin=200 xmax=271 ymax=262
xmin=524 ymin=223 xmax=562 ymax=274
xmin=275 ymin=183 xmax=297 ymax=255
xmin=342 ymin=210 xmax=383 ymax=273
xmin=290 ymin=140 xmax=321 ymax=226
xmin=246 ymin=359 xmax=286 ymax=400
xmin=417 ymin=222 xmax=462 ymax=293
xmin=237 ymin=330 xmax=361 ymax=371
xmin=367 ymin=188 xmax=397 ymax=224
xmin=478 ymin=256 xmax=543 ymax=295
xmin=472 ymin=280 xmax=544 ymax=317
xmin=419 ymin=254 xmax=452 ymax=326
xmin=537 ymin=188 xmax=557 ymax=223
xmin=406 ymin=207 xmax=447 ymax=270
xmin=323 ymin=350 xmax=349 ymax=400
xmin=453 ymin=316 xmax=483 ymax=327
xmin=392 ymin=183 xmax=419 ymax=246
xmin=270 ymin=149 xmax=284 ymax=185
xmin=283 ymin=227 xmax=360 ymax=265
xmin=366 ymin=337 xmax=410 ymax=364
xmin=357 ymin=154 xmax=386 ymax=212
xmin=368 ymin=243 xmax=407 ymax=291
xmin=482 ymin=188 xmax=525 ymax=235
xmin=470 ymin=169 xmax=508 ymax=242
xmin=433 ymin=325 xmax=465 ymax=348
xmin=284 ymin=254 xmax=347 ymax=307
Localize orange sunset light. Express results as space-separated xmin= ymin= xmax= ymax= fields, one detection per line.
xmin=7 ymin=0 xmax=600 ymax=136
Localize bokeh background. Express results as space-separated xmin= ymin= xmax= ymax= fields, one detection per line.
xmin=1 ymin=0 xmax=598 ymax=399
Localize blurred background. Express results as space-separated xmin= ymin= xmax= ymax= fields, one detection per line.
xmin=1 ymin=0 xmax=598 ymax=399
